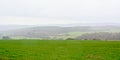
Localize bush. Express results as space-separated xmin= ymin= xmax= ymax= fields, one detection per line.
xmin=2 ymin=36 xmax=11 ymax=40
xmin=66 ymin=38 xmax=75 ymax=40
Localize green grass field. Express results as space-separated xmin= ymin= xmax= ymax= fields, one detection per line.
xmin=0 ymin=40 xmax=120 ymax=60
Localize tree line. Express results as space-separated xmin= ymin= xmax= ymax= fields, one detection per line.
xmin=75 ymin=32 xmax=120 ymax=40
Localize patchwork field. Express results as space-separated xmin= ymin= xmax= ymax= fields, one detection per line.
xmin=0 ymin=40 xmax=120 ymax=60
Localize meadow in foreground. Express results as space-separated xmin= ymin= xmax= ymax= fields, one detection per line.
xmin=0 ymin=40 xmax=120 ymax=60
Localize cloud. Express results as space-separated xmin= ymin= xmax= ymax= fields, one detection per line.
xmin=0 ymin=0 xmax=120 ymax=25
xmin=0 ymin=0 xmax=48 ymax=17
xmin=48 ymin=0 xmax=120 ymax=18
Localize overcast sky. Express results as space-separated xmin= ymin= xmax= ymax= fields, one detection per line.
xmin=0 ymin=0 xmax=120 ymax=25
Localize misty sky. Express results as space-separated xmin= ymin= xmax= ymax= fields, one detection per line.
xmin=0 ymin=0 xmax=120 ymax=25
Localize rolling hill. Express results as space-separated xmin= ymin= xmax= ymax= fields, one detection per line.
xmin=0 ymin=25 xmax=120 ymax=39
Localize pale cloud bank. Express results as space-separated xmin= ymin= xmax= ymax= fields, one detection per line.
xmin=0 ymin=0 xmax=120 ymax=25
xmin=0 ymin=16 xmax=81 ymax=25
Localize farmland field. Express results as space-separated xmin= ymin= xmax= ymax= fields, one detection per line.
xmin=0 ymin=40 xmax=120 ymax=60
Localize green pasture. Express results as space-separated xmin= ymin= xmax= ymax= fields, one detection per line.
xmin=0 ymin=40 xmax=120 ymax=60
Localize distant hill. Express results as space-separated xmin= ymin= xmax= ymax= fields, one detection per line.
xmin=0 ymin=24 xmax=120 ymax=39
xmin=0 ymin=26 xmax=91 ymax=39
xmin=49 ymin=23 xmax=120 ymax=27
xmin=0 ymin=25 xmax=34 ymax=31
